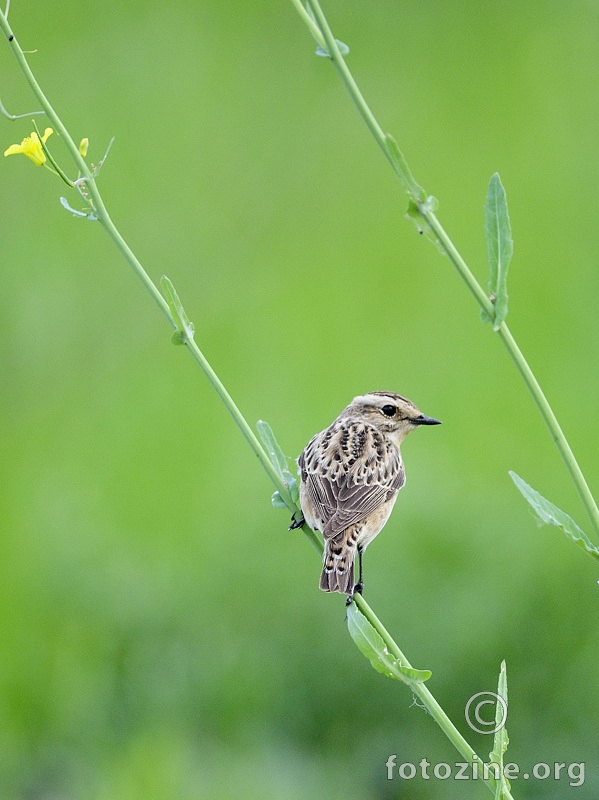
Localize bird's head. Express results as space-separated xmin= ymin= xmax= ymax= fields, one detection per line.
xmin=343 ymin=391 xmax=441 ymax=444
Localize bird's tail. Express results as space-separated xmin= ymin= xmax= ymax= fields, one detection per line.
xmin=319 ymin=533 xmax=356 ymax=595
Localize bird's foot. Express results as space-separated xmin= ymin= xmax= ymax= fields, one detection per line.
xmin=288 ymin=514 xmax=305 ymax=531
xmin=345 ymin=581 xmax=364 ymax=606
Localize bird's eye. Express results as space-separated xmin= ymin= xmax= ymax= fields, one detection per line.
xmin=381 ymin=404 xmax=396 ymax=417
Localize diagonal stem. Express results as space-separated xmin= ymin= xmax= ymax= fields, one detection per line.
xmin=0 ymin=7 xmax=322 ymax=551
xmin=302 ymin=0 xmax=599 ymax=540
xmin=354 ymin=592 xmax=507 ymax=797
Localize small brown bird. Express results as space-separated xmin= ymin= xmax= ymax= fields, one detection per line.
xmin=298 ymin=391 xmax=440 ymax=599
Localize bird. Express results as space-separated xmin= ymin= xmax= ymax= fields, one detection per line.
xmin=297 ymin=391 xmax=440 ymax=600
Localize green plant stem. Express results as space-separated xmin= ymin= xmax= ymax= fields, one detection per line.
xmin=302 ymin=0 xmax=599 ymax=541
xmin=0 ymin=17 xmax=83 ymax=171
xmin=425 ymin=214 xmax=599 ymax=536
xmin=496 ymin=324 xmax=599 ymax=534
xmin=0 ymin=13 xmax=171 ymax=323
xmin=305 ymin=2 xmax=398 ymax=180
xmin=183 ymin=333 xmax=322 ymax=554
xmin=290 ymin=0 xmax=325 ymax=48
xmin=354 ymin=592 xmax=506 ymax=797
xmin=0 ymin=8 xmax=325 ymax=552
xmin=103 ymin=197 xmax=320 ymax=537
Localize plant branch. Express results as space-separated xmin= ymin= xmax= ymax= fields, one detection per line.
xmin=0 ymin=7 xmax=322 ymax=552
xmin=301 ymin=0 xmax=599 ymax=540
xmin=353 ymin=592 xmax=506 ymax=797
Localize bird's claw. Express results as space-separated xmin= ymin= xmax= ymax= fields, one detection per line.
xmin=346 ymin=582 xmax=364 ymax=606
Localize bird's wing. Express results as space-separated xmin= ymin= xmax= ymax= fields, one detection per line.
xmin=299 ymin=420 xmax=405 ymax=539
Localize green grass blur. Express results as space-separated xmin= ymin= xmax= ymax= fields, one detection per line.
xmin=1 ymin=1 xmax=599 ymax=797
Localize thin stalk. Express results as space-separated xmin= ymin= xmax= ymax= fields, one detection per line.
xmin=495 ymin=323 xmax=599 ymax=536
xmin=354 ymin=592 xmax=506 ymax=797
xmin=98 ymin=211 xmax=173 ymax=323
xmin=290 ymin=0 xmax=325 ymax=48
xmin=306 ymin=2 xmax=388 ymax=155
xmin=184 ymin=334 xmax=323 ymax=554
xmin=423 ymin=162 xmax=599 ymax=540
xmin=0 ymin=8 xmax=324 ymax=551
xmin=0 ymin=12 xmax=171 ymax=324
xmin=302 ymin=0 xmax=599 ymax=540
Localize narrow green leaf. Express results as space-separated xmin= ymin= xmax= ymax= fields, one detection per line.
xmin=495 ymin=660 xmax=508 ymax=730
xmin=347 ymin=603 xmax=431 ymax=683
xmin=160 ymin=275 xmax=195 ymax=345
xmin=484 ymin=173 xmax=513 ymax=330
xmin=509 ymin=471 xmax=599 ymax=561
xmin=257 ymin=420 xmax=300 ymax=508
xmin=287 ymin=476 xmax=300 ymax=505
xmin=257 ymin=420 xmax=287 ymax=476
xmin=271 ymin=491 xmax=288 ymax=509
xmin=384 ymin=134 xmax=427 ymax=202
xmin=489 ymin=660 xmax=510 ymax=798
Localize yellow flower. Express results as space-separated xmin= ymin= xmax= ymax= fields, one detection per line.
xmin=4 ymin=127 xmax=53 ymax=166
xmin=79 ymin=138 xmax=89 ymax=158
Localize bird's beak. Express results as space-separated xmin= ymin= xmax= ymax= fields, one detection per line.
xmin=412 ymin=414 xmax=442 ymax=426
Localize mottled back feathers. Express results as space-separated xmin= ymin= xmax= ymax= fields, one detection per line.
xmin=299 ymin=419 xmax=405 ymax=539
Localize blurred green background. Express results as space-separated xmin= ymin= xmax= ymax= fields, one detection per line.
xmin=1 ymin=1 xmax=598 ymax=797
